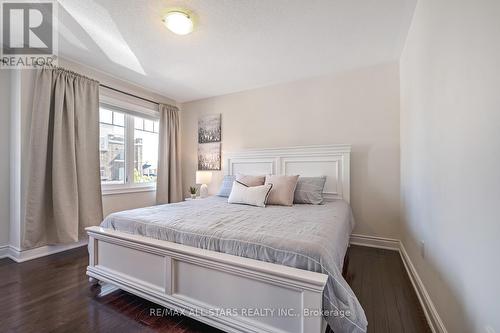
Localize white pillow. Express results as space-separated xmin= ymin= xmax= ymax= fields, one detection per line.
xmin=228 ymin=181 xmax=273 ymax=207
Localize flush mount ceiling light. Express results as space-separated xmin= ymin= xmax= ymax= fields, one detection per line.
xmin=163 ymin=10 xmax=193 ymax=35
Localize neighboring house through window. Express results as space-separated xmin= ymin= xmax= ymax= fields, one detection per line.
xmin=99 ymin=100 xmax=159 ymax=195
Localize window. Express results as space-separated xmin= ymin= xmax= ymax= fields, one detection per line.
xmin=99 ymin=103 xmax=159 ymax=194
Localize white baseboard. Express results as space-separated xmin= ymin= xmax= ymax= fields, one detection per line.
xmin=351 ymin=233 xmax=447 ymax=333
xmin=1 ymin=240 xmax=88 ymax=263
xmin=399 ymin=243 xmax=447 ymax=333
xmin=349 ymin=233 xmax=400 ymax=251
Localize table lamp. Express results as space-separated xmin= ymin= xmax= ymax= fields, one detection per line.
xmin=196 ymin=171 xmax=212 ymax=198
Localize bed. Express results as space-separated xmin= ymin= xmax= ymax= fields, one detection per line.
xmin=86 ymin=145 xmax=368 ymax=333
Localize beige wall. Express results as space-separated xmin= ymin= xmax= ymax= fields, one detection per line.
xmin=181 ymin=63 xmax=401 ymax=238
xmin=0 ymin=70 xmax=11 ymax=246
xmin=16 ymin=58 xmax=176 ymax=249
xmin=101 ymin=191 xmax=157 ymax=217
xmin=400 ymin=0 xmax=500 ymax=332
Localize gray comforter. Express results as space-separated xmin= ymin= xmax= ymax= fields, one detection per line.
xmin=101 ymin=196 xmax=368 ymax=332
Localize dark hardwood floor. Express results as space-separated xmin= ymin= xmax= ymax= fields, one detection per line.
xmin=0 ymin=245 xmax=430 ymax=333
xmin=343 ymin=246 xmax=430 ymax=333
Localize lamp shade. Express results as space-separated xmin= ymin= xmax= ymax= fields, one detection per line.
xmin=196 ymin=171 xmax=212 ymax=185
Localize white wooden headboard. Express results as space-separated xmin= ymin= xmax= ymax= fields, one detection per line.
xmin=223 ymin=144 xmax=351 ymax=202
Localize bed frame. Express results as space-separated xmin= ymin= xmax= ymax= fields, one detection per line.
xmin=87 ymin=144 xmax=351 ymax=333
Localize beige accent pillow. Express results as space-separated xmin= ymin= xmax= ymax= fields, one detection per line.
xmin=265 ymin=175 xmax=300 ymax=206
xmin=235 ymin=174 xmax=266 ymax=187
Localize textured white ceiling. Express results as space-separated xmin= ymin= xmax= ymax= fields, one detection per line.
xmin=57 ymin=0 xmax=416 ymax=102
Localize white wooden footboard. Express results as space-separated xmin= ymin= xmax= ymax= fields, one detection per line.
xmin=86 ymin=226 xmax=329 ymax=333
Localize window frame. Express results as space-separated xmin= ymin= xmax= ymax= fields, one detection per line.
xmin=99 ymin=100 xmax=159 ymax=196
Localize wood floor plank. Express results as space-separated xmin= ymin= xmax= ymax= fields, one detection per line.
xmin=0 ymin=245 xmax=430 ymax=333
xmin=379 ymin=252 xmax=405 ymax=333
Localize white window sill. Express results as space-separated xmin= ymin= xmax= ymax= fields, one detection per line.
xmin=102 ymin=185 xmax=156 ymax=196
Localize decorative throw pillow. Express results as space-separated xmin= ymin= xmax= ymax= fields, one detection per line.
xmin=228 ymin=181 xmax=273 ymax=207
xmin=265 ymin=175 xmax=299 ymax=206
xmin=293 ymin=176 xmax=327 ymax=204
xmin=217 ymin=175 xmax=236 ymax=197
xmin=235 ymin=174 xmax=266 ymax=187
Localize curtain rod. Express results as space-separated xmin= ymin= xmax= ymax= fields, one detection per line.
xmin=99 ymin=84 xmax=159 ymax=106
xmin=39 ymin=64 xmax=164 ymax=106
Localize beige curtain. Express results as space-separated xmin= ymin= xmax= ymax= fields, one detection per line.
xmin=23 ymin=67 xmax=103 ymax=249
xmin=156 ymin=104 xmax=182 ymax=204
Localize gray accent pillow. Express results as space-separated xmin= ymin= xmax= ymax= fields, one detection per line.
xmin=217 ymin=175 xmax=236 ymax=197
xmin=293 ymin=176 xmax=327 ymax=204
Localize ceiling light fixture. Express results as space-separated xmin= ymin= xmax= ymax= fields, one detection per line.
xmin=163 ymin=11 xmax=193 ymax=35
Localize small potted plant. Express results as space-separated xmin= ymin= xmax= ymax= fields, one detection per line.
xmin=189 ymin=186 xmax=197 ymax=199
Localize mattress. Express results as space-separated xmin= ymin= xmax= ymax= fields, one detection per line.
xmin=101 ymin=196 xmax=368 ymax=332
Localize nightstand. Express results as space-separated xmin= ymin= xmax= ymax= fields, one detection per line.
xmin=185 ymin=197 xmax=202 ymax=201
